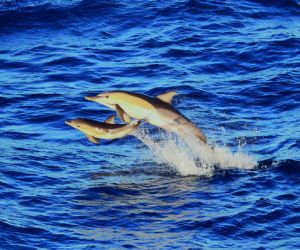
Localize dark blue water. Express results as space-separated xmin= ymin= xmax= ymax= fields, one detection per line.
xmin=1 ymin=0 xmax=300 ymax=249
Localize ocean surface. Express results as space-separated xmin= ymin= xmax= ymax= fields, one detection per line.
xmin=0 ymin=0 xmax=300 ymax=249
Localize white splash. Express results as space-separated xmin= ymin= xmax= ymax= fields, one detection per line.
xmin=133 ymin=128 xmax=257 ymax=177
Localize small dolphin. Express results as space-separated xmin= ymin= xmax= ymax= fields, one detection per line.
xmin=85 ymin=91 xmax=206 ymax=143
xmin=65 ymin=115 xmax=140 ymax=144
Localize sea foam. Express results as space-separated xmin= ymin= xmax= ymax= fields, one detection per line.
xmin=134 ymin=128 xmax=257 ymax=177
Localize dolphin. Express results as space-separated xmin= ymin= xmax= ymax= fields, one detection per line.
xmin=65 ymin=115 xmax=140 ymax=144
xmin=85 ymin=91 xmax=207 ymax=143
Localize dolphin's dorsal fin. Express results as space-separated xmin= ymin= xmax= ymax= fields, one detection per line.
xmin=85 ymin=134 xmax=100 ymax=144
xmin=104 ymin=115 xmax=115 ymax=124
xmin=116 ymin=105 xmax=131 ymax=123
xmin=156 ymin=91 xmax=177 ymax=104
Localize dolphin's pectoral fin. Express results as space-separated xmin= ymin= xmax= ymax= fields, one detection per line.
xmin=116 ymin=105 xmax=132 ymax=123
xmin=116 ymin=105 xmax=124 ymax=122
xmin=104 ymin=115 xmax=115 ymax=124
xmin=85 ymin=134 xmax=100 ymax=144
xmin=123 ymin=113 xmax=132 ymax=123
xmin=156 ymin=91 xmax=177 ymax=104
xmin=116 ymin=105 xmax=126 ymax=122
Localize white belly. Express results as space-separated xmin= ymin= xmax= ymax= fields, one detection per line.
xmin=147 ymin=113 xmax=168 ymax=127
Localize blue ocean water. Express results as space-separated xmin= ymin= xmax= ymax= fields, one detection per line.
xmin=0 ymin=0 xmax=300 ymax=249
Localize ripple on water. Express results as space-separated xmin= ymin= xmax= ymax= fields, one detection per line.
xmin=0 ymin=0 xmax=299 ymax=249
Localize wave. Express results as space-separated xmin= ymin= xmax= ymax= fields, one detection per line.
xmin=0 ymin=0 xmax=121 ymax=32
xmin=252 ymin=0 xmax=300 ymax=8
xmin=1 ymin=0 xmax=298 ymax=34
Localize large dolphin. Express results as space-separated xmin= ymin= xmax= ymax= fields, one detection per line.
xmin=85 ymin=91 xmax=206 ymax=143
xmin=65 ymin=115 xmax=140 ymax=144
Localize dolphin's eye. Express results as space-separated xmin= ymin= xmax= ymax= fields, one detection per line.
xmin=106 ymin=96 xmax=109 ymax=98
xmin=77 ymin=125 xmax=81 ymax=128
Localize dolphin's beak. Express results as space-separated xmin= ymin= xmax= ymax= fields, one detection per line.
xmin=85 ymin=96 xmax=101 ymax=101
xmin=65 ymin=120 xmax=72 ymax=126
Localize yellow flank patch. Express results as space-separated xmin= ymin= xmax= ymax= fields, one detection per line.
xmin=114 ymin=93 xmax=155 ymax=111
